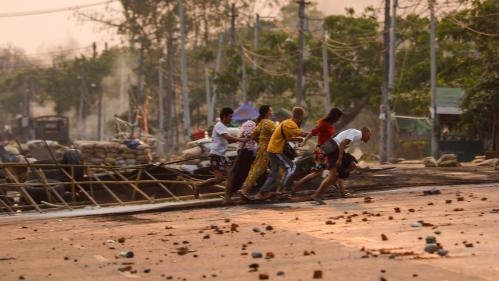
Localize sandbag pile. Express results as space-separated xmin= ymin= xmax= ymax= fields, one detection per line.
xmin=423 ymin=154 xmax=460 ymax=167
xmin=472 ymin=155 xmax=498 ymax=169
xmin=25 ymin=140 xmax=68 ymax=161
xmin=181 ymin=138 xmax=239 ymax=164
xmin=74 ymin=141 xmax=152 ymax=166
xmin=178 ymin=128 xmax=241 ymax=173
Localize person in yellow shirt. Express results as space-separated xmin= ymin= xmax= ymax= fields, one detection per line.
xmin=255 ymin=107 xmax=308 ymax=200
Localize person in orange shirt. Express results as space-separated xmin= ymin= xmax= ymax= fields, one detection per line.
xmin=291 ymin=108 xmax=343 ymax=193
xmin=254 ymin=107 xmax=308 ymax=200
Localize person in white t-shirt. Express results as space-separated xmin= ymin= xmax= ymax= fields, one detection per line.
xmin=310 ymin=127 xmax=372 ymax=204
xmin=194 ymin=107 xmax=248 ymax=198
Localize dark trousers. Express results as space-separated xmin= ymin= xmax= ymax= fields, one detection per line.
xmin=259 ymin=152 xmax=295 ymax=195
xmin=227 ymin=149 xmax=255 ymax=192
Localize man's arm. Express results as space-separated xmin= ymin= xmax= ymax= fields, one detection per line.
xmin=336 ymin=139 xmax=351 ymax=166
xmin=222 ymin=133 xmax=247 ymax=143
xmin=299 ymin=132 xmax=313 ymax=147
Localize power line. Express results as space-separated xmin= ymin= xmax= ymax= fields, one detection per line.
xmin=0 ymin=0 xmax=117 ymax=18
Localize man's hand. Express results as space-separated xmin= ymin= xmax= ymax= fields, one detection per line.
xmin=336 ymin=159 xmax=342 ymax=167
xmin=239 ymin=136 xmax=251 ymax=142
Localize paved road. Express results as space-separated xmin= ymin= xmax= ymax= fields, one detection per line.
xmin=1 ymin=183 xmax=498 ymax=280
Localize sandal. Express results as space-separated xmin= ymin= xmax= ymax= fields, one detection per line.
xmin=238 ymin=189 xmax=252 ymax=201
xmin=311 ymin=195 xmax=326 ymax=205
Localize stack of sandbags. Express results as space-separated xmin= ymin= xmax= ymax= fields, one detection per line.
xmin=438 ymin=154 xmax=460 ymax=167
xmin=476 ymin=158 xmax=499 ymax=168
xmin=423 ymin=154 xmax=460 ymax=167
xmin=25 ymin=140 xmax=68 ymax=161
xmin=181 ymin=137 xmax=239 ymax=165
xmin=111 ymin=133 xmax=158 ymax=160
xmin=472 ymin=155 xmax=486 ymax=165
xmin=423 ymin=156 xmax=438 ymax=167
xmin=74 ymin=140 xmax=152 ymax=166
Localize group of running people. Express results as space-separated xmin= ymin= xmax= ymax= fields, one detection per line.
xmin=194 ymin=105 xmax=371 ymax=205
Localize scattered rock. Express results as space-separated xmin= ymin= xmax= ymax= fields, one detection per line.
xmin=423 ymin=188 xmax=441 ymax=195
xmin=411 ymin=222 xmax=422 ymax=228
xmin=381 ymin=234 xmax=388 ymax=241
xmin=231 ymin=223 xmax=239 ymax=232
xmin=434 ymin=230 xmax=441 ymax=235
xmin=419 ymin=221 xmax=434 ymax=227
xmin=203 ymin=234 xmax=210 ymax=239
xmin=424 ymin=244 xmax=439 ymax=253
xmin=117 ymin=237 xmax=126 ymax=243
xmin=437 ymin=249 xmax=448 ymax=256
xmin=313 ymin=270 xmax=323 ymax=279
xmin=265 ymin=252 xmax=275 ymax=259
xmin=252 ymin=252 xmax=263 ymax=259
xmin=457 ymin=197 xmax=464 ymax=201
xmin=252 ymin=227 xmax=261 ymax=233
xmin=249 ymin=263 xmax=259 ymax=272
xmin=118 ymin=265 xmax=132 ymax=272
xmin=265 ymin=225 xmax=274 ymax=231
xmin=394 ymin=207 xmax=401 ymax=213
xmin=277 ymin=271 xmax=285 ymax=276
xmin=119 ymin=251 xmax=135 ymax=258
xmin=143 ymin=269 xmax=151 ymax=273
xmin=465 ymin=243 xmax=474 ymax=248
xmin=425 ymin=236 xmax=437 ymax=244
xmin=259 ymin=273 xmax=269 ymax=280
xmin=325 ymin=220 xmax=335 ymax=225
xmin=446 ymin=200 xmax=452 ymax=204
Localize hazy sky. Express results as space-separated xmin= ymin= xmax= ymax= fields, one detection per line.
xmin=0 ymin=0 xmax=380 ymax=56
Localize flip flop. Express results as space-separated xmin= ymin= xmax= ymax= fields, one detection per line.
xmin=311 ymin=196 xmax=326 ymax=205
xmin=238 ymin=190 xmax=252 ymax=201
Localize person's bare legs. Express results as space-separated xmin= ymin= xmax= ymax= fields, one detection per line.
xmin=194 ymin=169 xmax=226 ymax=199
xmin=291 ymin=170 xmax=321 ymax=193
xmin=310 ymin=167 xmax=338 ymax=204
xmin=223 ymin=167 xmax=236 ymax=204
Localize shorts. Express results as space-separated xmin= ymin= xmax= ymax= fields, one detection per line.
xmin=311 ymin=146 xmax=327 ymax=171
xmin=337 ymin=153 xmax=358 ymax=179
xmin=209 ymin=154 xmax=231 ymax=171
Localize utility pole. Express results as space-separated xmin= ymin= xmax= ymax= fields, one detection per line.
xmin=158 ymin=58 xmax=165 ymax=156
xmin=93 ymin=42 xmax=104 ymax=141
xmin=136 ymin=38 xmax=145 ymax=105
xmin=380 ymin=0 xmax=390 ymax=163
xmin=119 ymin=59 xmax=125 ymax=115
xmin=321 ymin=22 xmax=331 ymax=114
xmin=429 ymin=0 xmax=439 ymax=158
xmin=179 ymin=0 xmax=191 ymax=140
xmin=296 ymin=0 xmax=308 ymax=107
xmin=166 ymin=26 xmax=175 ymax=149
xmin=241 ymin=47 xmax=248 ymax=103
xmin=204 ymin=62 xmax=212 ymax=126
xmin=253 ymin=14 xmax=260 ymax=72
xmin=229 ymin=3 xmax=238 ymax=107
xmin=78 ymin=60 xmax=86 ymax=140
xmin=387 ymin=0 xmax=397 ymax=160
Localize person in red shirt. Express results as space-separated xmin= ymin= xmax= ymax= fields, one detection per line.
xmin=291 ymin=107 xmax=343 ymax=193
